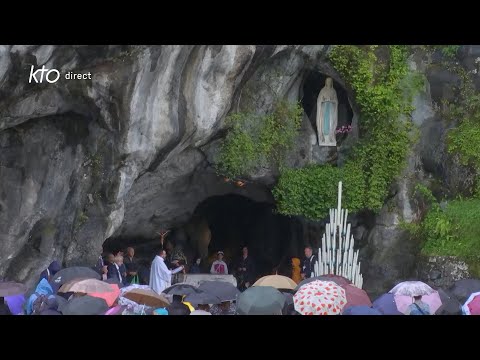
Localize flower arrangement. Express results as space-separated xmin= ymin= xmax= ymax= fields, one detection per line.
xmin=223 ymin=177 xmax=246 ymax=187
xmin=335 ymin=125 xmax=352 ymax=134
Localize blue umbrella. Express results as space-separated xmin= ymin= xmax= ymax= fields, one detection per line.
xmin=342 ymin=305 xmax=382 ymax=315
xmin=5 ymin=294 xmax=25 ymax=315
xmin=372 ymin=293 xmax=403 ymax=315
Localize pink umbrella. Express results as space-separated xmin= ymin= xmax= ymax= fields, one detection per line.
xmin=88 ymin=284 xmax=120 ymax=307
xmin=462 ymin=292 xmax=480 ymax=315
xmin=104 ymin=305 xmax=127 ymax=315
xmin=342 ymin=284 xmax=372 ymax=311
xmin=394 ymin=291 xmax=442 ymax=314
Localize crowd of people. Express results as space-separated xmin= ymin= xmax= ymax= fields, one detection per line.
xmin=0 ymin=233 xmax=443 ymax=315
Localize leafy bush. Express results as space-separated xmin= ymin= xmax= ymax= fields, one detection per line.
xmin=420 ymin=199 xmax=480 ymax=273
xmin=272 ymin=162 xmax=366 ymax=220
xmin=216 ymin=100 xmax=303 ymax=179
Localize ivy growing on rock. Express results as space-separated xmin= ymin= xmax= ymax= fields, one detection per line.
xmin=273 ymin=45 xmax=422 ymax=219
xmin=404 ymin=185 xmax=480 ymax=276
xmin=442 ymin=61 xmax=480 ymax=196
xmin=215 ymin=100 xmax=303 ymax=179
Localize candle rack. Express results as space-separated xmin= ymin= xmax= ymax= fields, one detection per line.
xmin=313 ymin=181 xmax=364 ymax=289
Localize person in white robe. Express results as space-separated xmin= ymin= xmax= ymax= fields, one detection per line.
xmin=149 ymin=248 xmax=183 ymax=294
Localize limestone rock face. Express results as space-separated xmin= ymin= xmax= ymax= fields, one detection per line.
xmin=1 ymin=45 xmax=477 ymax=293
xmin=0 ymin=45 xmax=330 ymax=287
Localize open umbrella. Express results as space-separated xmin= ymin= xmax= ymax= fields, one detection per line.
xmin=449 ymin=279 xmax=480 ymax=304
xmin=436 ymin=288 xmax=462 ymax=315
xmin=123 ymin=288 xmax=170 ymax=308
xmin=39 ymin=309 xmax=62 ymax=315
xmin=294 ymin=275 xmax=351 ymax=291
xmin=253 ymin=275 xmax=297 ymax=290
xmin=183 ymin=290 xmax=221 ymax=305
xmin=342 ymin=306 xmax=382 ymax=315
xmin=59 ymin=278 xmax=115 ymax=294
xmin=236 ymin=286 xmax=285 ymax=315
xmin=5 ymin=294 xmax=25 ymax=315
xmin=389 ymin=281 xmax=435 ymax=297
xmin=51 ymin=267 xmax=101 ymax=287
xmin=59 ymin=295 xmax=108 ymax=315
xmin=342 ymin=284 xmax=372 ymax=310
xmin=294 ymin=280 xmax=347 ymax=315
xmin=105 ymin=305 xmax=127 ymax=315
xmin=104 ymin=278 xmax=123 ymax=287
xmin=162 ymin=283 xmax=200 ymax=296
xmin=0 ymin=282 xmax=27 ymax=297
xmin=372 ymin=293 xmax=403 ymax=315
xmin=462 ymin=291 xmax=480 ymax=315
xmin=198 ymin=281 xmax=240 ymax=302
xmin=88 ymin=284 xmax=120 ymax=307
xmin=394 ymin=291 xmax=442 ymax=314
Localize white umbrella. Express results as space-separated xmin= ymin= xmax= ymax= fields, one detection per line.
xmin=389 ymin=281 xmax=434 ymax=297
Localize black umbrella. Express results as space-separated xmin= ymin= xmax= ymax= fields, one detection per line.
xmin=162 ymin=283 xmax=200 ymax=296
xmin=54 ymin=295 xmax=68 ymax=310
xmin=198 ymin=281 xmax=240 ymax=302
xmin=39 ymin=309 xmax=62 ymax=315
xmin=0 ymin=282 xmax=27 ymax=297
xmin=184 ymin=290 xmax=222 ymax=305
xmin=50 ymin=267 xmax=101 ymax=289
xmin=59 ymin=295 xmax=108 ymax=315
xmin=449 ymin=279 xmax=480 ymax=304
xmin=236 ymin=286 xmax=285 ymax=315
xmin=436 ymin=288 xmax=462 ymax=315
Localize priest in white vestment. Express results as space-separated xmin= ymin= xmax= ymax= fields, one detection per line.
xmin=149 ymin=248 xmax=183 ymax=294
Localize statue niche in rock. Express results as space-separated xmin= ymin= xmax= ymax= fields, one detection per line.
xmin=316 ymin=77 xmax=338 ymax=147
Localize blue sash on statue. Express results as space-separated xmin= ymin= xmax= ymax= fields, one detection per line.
xmin=322 ymin=101 xmax=332 ymax=136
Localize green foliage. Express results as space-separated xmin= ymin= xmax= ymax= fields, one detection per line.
xmin=216 ymin=100 xmax=303 ymax=179
xmin=438 ymin=45 xmax=461 ymax=59
xmin=274 ymin=45 xmax=422 ymax=219
xmin=74 ymin=211 xmax=89 ymax=231
xmin=448 ymin=121 xmax=480 ymax=167
xmin=420 ymin=45 xmax=460 ymax=59
xmin=440 ymin=59 xmax=480 ymax=195
xmin=420 ymin=199 xmax=480 ymax=270
xmin=272 ymin=162 xmax=365 ymax=220
xmin=414 ymin=183 xmax=437 ymax=206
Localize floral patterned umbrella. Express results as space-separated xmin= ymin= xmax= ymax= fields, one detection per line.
xmin=389 ymin=281 xmax=435 ymax=297
xmin=294 ymin=280 xmax=347 ymax=315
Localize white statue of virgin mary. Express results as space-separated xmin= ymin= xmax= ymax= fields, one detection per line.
xmin=316 ymin=77 xmax=338 ymax=146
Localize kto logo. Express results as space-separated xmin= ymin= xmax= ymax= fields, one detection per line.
xmin=29 ymin=65 xmax=60 ymax=84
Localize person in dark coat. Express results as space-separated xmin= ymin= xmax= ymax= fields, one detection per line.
xmin=124 ymin=247 xmax=139 ymax=284
xmin=106 ymin=253 xmax=122 ymax=283
xmin=300 ymin=246 xmax=317 ymax=280
xmin=235 ymin=246 xmax=256 ymax=291
xmin=38 ymin=261 xmax=62 ymax=283
xmin=0 ymin=297 xmax=12 ymax=315
xmin=166 ymin=295 xmax=191 ymax=315
xmin=189 ymin=258 xmax=202 ymax=274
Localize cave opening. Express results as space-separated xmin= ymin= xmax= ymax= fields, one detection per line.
xmin=103 ymin=193 xmax=306 ymax=280
xmin=191 ymin=194 xmax=304 ymax=278
xmin=301 ymin=71 xmax=353 ymax=137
